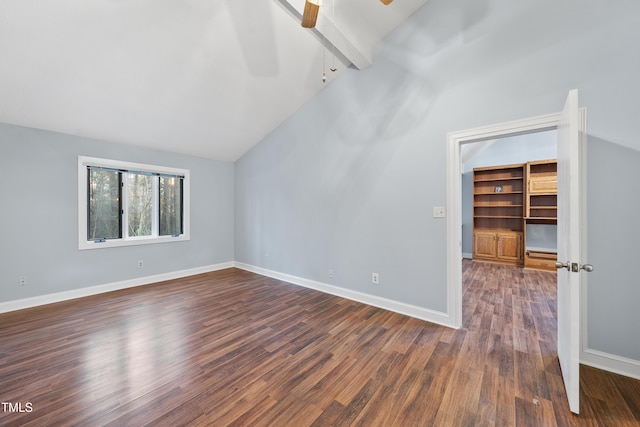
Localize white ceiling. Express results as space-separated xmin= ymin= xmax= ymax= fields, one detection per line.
xmin=0 ymin=0 xmax=428 ymax=162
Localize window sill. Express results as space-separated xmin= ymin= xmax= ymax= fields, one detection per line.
xmin=78 ymin=234 xmax=190 ymax=250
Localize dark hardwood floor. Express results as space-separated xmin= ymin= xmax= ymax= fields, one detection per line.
xmin=1 ymin=261 xmax=639 ymax=426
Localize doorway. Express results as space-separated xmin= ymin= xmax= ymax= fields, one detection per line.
xmin=445 ymin=94 xmax=587 ymax=413
xmin=460 ymin=130 xmax=558 ymax=264
xmin=445 ymin=112 xmax=563 ymax=328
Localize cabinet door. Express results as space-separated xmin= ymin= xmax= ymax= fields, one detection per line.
xmin=474 ymin=232 xmax=497 ymax=259
xmin=529 ymin=176 xmax=557 ymax=194
xmin=497 ymin=233 xmax=522 ymax=262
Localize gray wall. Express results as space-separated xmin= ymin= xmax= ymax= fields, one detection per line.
xmin=235 ymin=0 xmax=640 ymax=362
xmin=0 ymin=123 xmax=235 ymax=303
xmin=462 ymin=131 xmax=558 ymax=174
xmin=587 ymin=138 xmax=640 ymax=360
xmin=461 ymin=131 xmax=557 ymax=255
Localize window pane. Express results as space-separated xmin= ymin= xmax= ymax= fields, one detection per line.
xmin=127 ymin=173 xmax=153 ymax=237
xmin=159 ymin=176 xmax=183 ymax=236
xmin=88 ymin=169 xmax=121 ymax=240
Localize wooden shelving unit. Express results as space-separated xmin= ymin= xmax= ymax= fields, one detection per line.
xmin=524 ymin=159 xmax=558 ymax=271
xmin=472 ymin=160 xmax=558 ymax=270
xmin=472 ymin=164 xmax=524 ymax=266
xmin=526 ymin=159 xmax=558 ymax=220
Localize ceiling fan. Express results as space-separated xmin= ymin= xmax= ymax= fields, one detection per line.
xmin=302 ymin=0 xmax=393 ymax=29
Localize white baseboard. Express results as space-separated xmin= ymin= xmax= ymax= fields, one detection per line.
xmin=0 ymin=262 xmax=234 ymax=314
xmin=234 ymin=262 xmax=455 ymax=328
xmin=462 ymin=252 xmax=473 ymax=259
xmin=581 ymin=348 xmax=640 ymax=380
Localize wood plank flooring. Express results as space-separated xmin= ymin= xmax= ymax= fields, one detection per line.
xmin=1 ymin=261 xmax=639 ymax=426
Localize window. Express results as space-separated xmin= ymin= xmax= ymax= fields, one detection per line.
xmin=79 ymin=156 xmax=190 ymax=250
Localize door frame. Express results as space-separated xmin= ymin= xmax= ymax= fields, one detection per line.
xmin=445 ymin=110 xmax=587 ymax=329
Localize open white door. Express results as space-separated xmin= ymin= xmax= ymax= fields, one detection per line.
xmin=556 ymin=89 xmax=589 ymax=414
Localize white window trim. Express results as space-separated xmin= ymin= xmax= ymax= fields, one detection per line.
xmin=78 ymin=156 xmax=190 ymax=250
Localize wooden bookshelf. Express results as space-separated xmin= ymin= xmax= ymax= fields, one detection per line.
xmin=472 ymin=160 xmax=558 ymax=269
xmin=472 ymin=164 xmax=524 ymax=266
xmin=525 ymin=159 xmax=558 ymax=221
xmin=524 ymin=159 xmax=558 ymax=270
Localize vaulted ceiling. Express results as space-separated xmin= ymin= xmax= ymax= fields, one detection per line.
xmin=0 ymin=0 xmax=428 ymax=161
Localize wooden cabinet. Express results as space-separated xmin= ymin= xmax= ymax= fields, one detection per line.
xmin=524 ymin=159 xmax=558 ymax=271
xmin=472 ymin=164 xmax=524 ymax=266
xmin=472 ymin=160 xmax=558 ymax=269
xmin=529 ymin=176 xmax=557 ymax=194
xmin=473 ymin=230 xmax=523 ymax=265
xmin=498 ymin=232 xmax=523 ymax=262
xmin=526 ymin=160 xmax=557 ymax=221
xmin=474 ymin=231 xmax=498 ymax=259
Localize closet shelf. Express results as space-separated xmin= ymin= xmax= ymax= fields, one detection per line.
xmin=474 ymin=191 xmax=523 ymax=195
xmin=473 ymin=177 xmax=524 ymax=183
xmin=476 ymin=215 xmax=523 ymax=219
xmin=474 ymin=204 xmax=524 ymax=208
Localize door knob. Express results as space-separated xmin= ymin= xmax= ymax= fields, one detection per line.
xmin=581 ymin=264 xmax=594 ymax=272
xmin=555 ymin=261 xmax=594 ymax=272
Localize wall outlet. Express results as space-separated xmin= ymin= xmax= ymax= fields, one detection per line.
xmin=137 ymin=260 xmax=144 ymax=268
xmin=329 ymin=269 xmax=334 ymax=278
xmin=19 ymin=276 xmax=27 ymax=286
xmin=372 ymin=273 xmax=379 ymax=284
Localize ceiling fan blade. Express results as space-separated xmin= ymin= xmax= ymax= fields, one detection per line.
xmin=380 ymin=0 xmax=394 ymax=5
xmin=301 ymin=1 xmax=320 ymax=28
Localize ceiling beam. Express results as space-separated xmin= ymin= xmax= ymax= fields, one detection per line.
xmin=275 ymin=0 xmax=372 ymax=70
